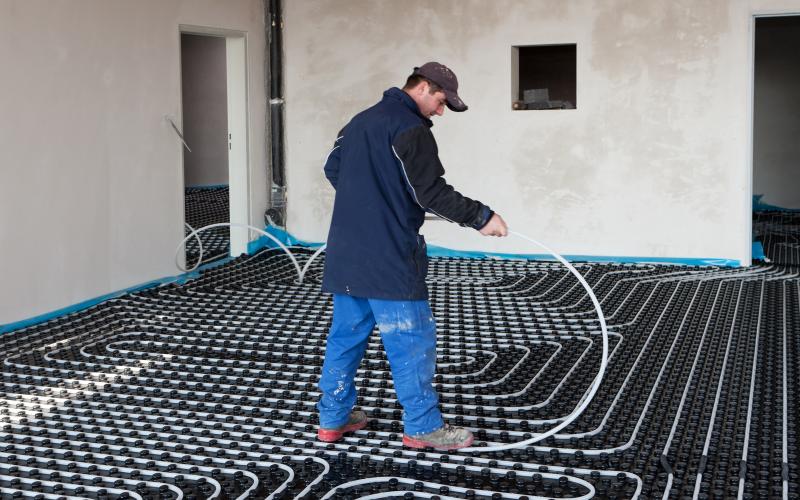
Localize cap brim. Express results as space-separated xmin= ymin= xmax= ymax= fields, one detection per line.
xmin=444 ymin=89 xmax=468 ymax=112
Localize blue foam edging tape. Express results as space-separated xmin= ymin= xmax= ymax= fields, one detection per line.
xmin=247 ymin=225 xmax=324 ymax=254
xmin=0 ymin=256 xmax=235 ymax=336
xmin=186 ymin=184 xmax=229 ymax=189
xmin=753 ymin=194 xmax=800 ymax=212
xmin=1 ymin=225 xmax=742 ymax=335
xmin=427 ymin=244 xmax=739 ymax=267
xmin=251 ymin=226 xmax=740 ymax=267
xmin=752 ymin=241 xmax=766 ymax=261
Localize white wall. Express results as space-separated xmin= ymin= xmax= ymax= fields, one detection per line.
xmin=282 ymin=0 xmax=800 ymax=265
xmin=753 ymin=15 xmax=800 ymax=209
xmin=181 ymin=33 xmax=229 ymax=187
xmin=0 ymin=0 xmax=268 ymax=324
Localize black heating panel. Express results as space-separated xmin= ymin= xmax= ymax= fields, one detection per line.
xmin=185 ymin=186 xmax=230 ymax=267
xmin=1 ymin=223 xmax=798 ymax=498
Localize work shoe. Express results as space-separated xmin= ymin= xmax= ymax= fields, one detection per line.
xmin=403 ymin=425 xmax=474 ymax=450
xmin=317 ymin=410 xmax=368 ymax=442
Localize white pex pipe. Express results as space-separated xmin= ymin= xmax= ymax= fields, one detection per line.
xmin=182 ymin=222 xmax=221 ymax=269
xmin=462 ymin=230 xmax=609 ymax=452
xmin=175 ymin=224 xmax=609 ymax=453
xmin=175 ymin=222 xmax=302 ymax=277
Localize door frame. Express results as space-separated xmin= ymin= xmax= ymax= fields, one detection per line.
xmin=179 ymin=25 xmax=251 ymax=259
xmin=748 ymin=11 xmax=800 ymax=266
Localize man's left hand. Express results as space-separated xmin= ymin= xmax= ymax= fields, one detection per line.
xmin=479 ymin=213 xmax=508 ymax=237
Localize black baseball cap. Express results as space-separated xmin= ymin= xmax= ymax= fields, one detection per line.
xmin=412 ymin=62 xmax=468 ymax=112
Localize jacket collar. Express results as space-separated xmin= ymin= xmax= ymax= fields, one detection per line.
xmin=383 ymin=87 xmax=433 ymax=128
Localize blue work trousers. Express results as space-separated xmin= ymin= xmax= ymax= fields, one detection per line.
xmin=317 ymin=294 xmax=443 ymax=436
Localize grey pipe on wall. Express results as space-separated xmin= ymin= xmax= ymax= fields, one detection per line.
xmin=266 ymin=0 xmax=286 ymax=226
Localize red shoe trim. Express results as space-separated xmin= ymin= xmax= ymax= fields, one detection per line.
xmin=317 ymin=428 xmax=343 ymax=442
xmin=318 ymin=417 xmax=368 ymax=442
xmin=402 ymin=433 xmax=475 ymax=450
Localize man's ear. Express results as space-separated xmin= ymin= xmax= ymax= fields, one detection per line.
xmin=416 ymin=81 xmax=428 ymax=96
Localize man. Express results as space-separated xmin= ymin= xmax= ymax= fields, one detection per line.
xmin=317 ymin=62 xmax=508 ymax=450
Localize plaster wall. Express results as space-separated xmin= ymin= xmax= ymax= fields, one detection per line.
xmin=282 ymin=0 xmax=800 ymax=264
xmin=181 ymin=33 xmax=229 ymax=187
xmin=753 ymin=15 xmax=800 ymax=209
xmin=0 ymin=0 xmax=267 ymax=324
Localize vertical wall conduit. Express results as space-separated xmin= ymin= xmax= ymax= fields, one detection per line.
xmin=265 ymin=0 xmax=287 ymax=227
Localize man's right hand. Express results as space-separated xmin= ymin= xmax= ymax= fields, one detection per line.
xmin=479 ymin=213 xmax=508 ymax=237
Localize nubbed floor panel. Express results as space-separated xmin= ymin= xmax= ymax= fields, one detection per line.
xmin=1 ymin=231 xmax=798 ymax=498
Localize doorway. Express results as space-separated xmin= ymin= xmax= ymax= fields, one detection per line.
xmin=751 ymin=15 xmax=800 ymax=265
xmin=179 ymin=27 xmax=250 ymax=269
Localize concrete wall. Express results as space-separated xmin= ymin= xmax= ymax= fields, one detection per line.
xmin=181 ymin=33 xmax=229 ymax=187
xmin=753 ymin=15 xmax=800 ymax=209
xmin=0 ymin=0 xmax=268 ymax=324
xmin=282 ymin=0 xmax=800 ymax=265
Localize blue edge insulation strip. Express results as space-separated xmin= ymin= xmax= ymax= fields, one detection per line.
xmin=3 ymin=220 xmax=767 ymax=335
xmin=186 ymin=184 xmax=229 ymax=189
xmin=751 ymin=194 xmax=800 ymax=261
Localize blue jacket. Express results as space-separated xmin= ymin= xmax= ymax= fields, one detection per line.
xmin=322 ymin=87 xmax=492 ymax=300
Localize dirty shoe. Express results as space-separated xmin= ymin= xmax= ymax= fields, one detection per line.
xmin=403 ymin=425 xmax=474 ymax=450
xmin=317 ymin=410 xmax=368 ymax=442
